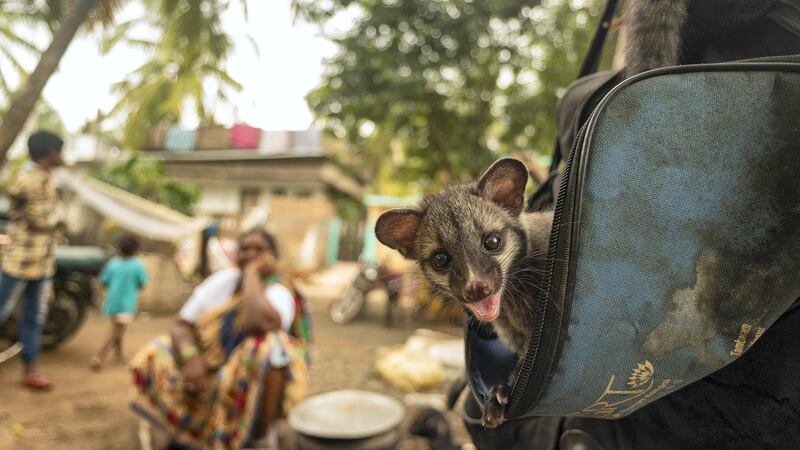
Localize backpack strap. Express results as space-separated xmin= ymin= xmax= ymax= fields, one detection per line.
xmin=578 ymin=0 xmax=621 ymax=80
xmin=549 ymin=0 xmax=620 ymax=173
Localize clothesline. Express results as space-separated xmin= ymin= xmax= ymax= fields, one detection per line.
xmin=54 ymin=170 xmax=209 ymax=243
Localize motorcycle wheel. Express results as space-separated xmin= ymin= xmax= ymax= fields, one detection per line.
xmin=0 ymin=285 xmax=87 ymax=352
xmin=330 ymin=285 xmax=366 ymax=324
xmin=41 ymin=286 xmax=86 ymax=350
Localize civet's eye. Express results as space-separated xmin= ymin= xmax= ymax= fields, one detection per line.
xmin=483 ymin=233 xmax=502 ymax=251
xmin=431 ymin=251 xmax=451 ymax=270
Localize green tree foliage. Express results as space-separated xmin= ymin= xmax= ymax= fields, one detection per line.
xmin=102 ymin=0 xmax=245 ymax=149
xmin=295 ymin=0 xmax=606 ymax=193
xmin=0 ymin=0 xmax=242 ymax=162
xmin=0 ymin=0 xmax=80 ymax=101
xmin=90 ymin=155 xmax=199 ymax=214
xmin=0 ymin=0 xmax=42 ymax=98
xmin=31 ymin=103 xmax=66 ymax=135
xmin=0 ymin=0 xmax=113 ymax=164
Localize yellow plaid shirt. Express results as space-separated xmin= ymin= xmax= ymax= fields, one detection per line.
xmin=2 ymin=164 xmax=59 ymax=280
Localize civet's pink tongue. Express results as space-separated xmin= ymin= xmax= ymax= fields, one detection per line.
xmin=466 ymin=293 xmax=501 ymax=321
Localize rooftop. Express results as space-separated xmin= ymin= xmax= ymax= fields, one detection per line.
xmin=141 ymin=148 xmax=326 ymax=163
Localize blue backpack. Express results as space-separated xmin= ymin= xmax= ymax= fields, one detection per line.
xmin=466 ymin=55 xmax=800 ymax=420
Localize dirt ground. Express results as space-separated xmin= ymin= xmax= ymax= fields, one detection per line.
xmin=0 ymin=288 xmax=470 ymax=450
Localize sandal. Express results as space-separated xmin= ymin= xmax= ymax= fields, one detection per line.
xmin=21 ymin=373 xmax=52 ymax=390
xmin=89 ymin=356 xmax=103 ymax=371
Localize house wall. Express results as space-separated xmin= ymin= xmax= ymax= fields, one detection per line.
xmin=160 ymin=157 xmax=355 ymax=274
xmin=195 ymin=184 xmax=241 ymax=216
xmin=190 ymin=183 xmax=335 ymax=275
xmin=267 ymin=196 xmax=335 ymax=276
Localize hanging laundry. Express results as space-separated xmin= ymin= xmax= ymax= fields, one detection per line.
xmin=164 ymin=126 xmax=196 ymax=153
xmin=229 ymin=123 xmax=261 ymax=149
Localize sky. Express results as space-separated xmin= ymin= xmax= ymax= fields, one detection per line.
xmin=24 ymin=1 xmax=349 ymax=133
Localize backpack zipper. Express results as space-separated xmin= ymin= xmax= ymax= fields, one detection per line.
xmin=507 ymin=121 xmax=587 ymax=414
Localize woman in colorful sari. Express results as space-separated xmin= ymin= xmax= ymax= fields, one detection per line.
xmin=130 ymin=228 xmax=310 ymax=450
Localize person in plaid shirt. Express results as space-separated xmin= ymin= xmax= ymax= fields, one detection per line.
xmin=0 ymin=131 xmax=64 ymax=390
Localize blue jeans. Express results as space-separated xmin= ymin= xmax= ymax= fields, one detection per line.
xmin=0 ymin=273 xmax=50 ymax=364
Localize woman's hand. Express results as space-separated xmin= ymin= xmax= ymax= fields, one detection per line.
xmin=240 ymin=253 xmax=282 ymax=334
xmin=171 ymin=319 xmax=207 ymax=394
xmin=182 ymin=356 xmax=207 ymax=393
xmin=244 ymin=252 xmax=276 ymax=279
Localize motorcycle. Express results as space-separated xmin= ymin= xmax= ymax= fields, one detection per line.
xmin=44 ymin=246 xmax=107 ymax=349
xmin=0 ymin=246 xmax=107 ymax=363
xmin=0 ymin=203 xmax=108 ymax=363
xmin=329 ymin=260 xmax=403 ymax=326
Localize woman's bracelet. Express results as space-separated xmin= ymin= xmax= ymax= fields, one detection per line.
xmin=179 ymin=345 xmax=200 ymax=361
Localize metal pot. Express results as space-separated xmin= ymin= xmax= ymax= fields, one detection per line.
xmin=289 ymin=390 xmax=405 ymax=450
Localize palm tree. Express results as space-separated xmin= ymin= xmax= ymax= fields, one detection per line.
xmin=0 ymin=0 xmax=111 ymax=164
xmin=103 ymin=0 xmax=245 ymax=149
xmin=0 ymin=1 xmax=43 ymax=99
xmin=0 ymin=1 xmax=71 ymax=139
xmin=0 ymin=0 xmax=246 ymax=162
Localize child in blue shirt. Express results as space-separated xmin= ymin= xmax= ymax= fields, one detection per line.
xmin=91 ymin=235 xmax=149 ymax=370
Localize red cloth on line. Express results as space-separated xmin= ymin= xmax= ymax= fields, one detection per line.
xmin=229 ymin=124 xmax=261 ymax=149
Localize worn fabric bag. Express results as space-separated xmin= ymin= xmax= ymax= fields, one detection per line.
xmin=465 ymin=58 xmax=800 ymax=420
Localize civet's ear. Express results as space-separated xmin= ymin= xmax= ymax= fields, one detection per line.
xmin=375 ymin=208 xmax=422 ymax=259
xmin=477 ymin=158 xmax=529 ymax=216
